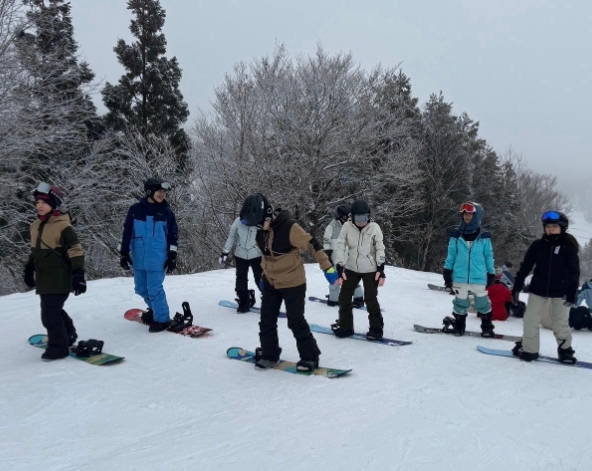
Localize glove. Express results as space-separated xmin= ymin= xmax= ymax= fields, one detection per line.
xmin=259 ymin=278 xmax=266 ymax=291
xmin=325 ymin=249 xmax=333 ymax=264
xmin=165 ymin=247 xmax=178 ymax=274
xmin=72 ymin=268 xmax=87 ymax=296
xmin=219 ymin=252 xmax=229 ymax=264
xmin=443 ymin=269 xmax=453 ymax=292
xmin=377 ymin=263 xmax=386 ymax=279
xmin=24 ymin=262 xmax=35 ymax=288
xmin=336 ymin=264 xmax=344 ymax=278
xmin=563 ymin=301 xmax=574 ymax=308
xmin=119 ymin=251 xmax=132 ymax=270
xmin=324 ymin=266 xmax=338 ymax=284
xmin=486 ymin=273 xmax=495 ymax=287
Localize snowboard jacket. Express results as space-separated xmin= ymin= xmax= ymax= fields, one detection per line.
xmin=334 ymin=220 xmax=386 ymax=274
xmin=576 ymin=281 xmax=592 ymax=308
xmin=120 ymin=197 xmax=178 ymax=272
xmin=222 ymin=217 xmax=262 ymax=260
xmin=323 ymin=218 xmax=344 ymax=251
xmin=255 ymin=210 xmax=332 ymax=289
xmin=27 ymin=212 xmax=84 ymax=295
xmin=487 ymin=282 xmax=512 ymax=321
xmin=444 ymin=229 xmax=495 ymax=286
xmin=513 ymin=234 xmax=580 ymax=303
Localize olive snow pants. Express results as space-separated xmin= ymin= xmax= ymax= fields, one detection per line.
xmin=522 ymin=293 xmax=572 ymax=354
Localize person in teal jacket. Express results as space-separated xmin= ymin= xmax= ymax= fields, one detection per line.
xmin=443 ymin=202 xmax=496 ymax=337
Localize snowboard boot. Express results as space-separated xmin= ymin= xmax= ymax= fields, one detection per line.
xmin=296 ymin=358 xmax=319 ymax=372
xmin=520 ymin=351 xmax=539 ymax=362
xmin=236 ymin=291 xmax=251 ymax=313
xmin=352 ymin=297 xmax=365 ymax=309
xmin=72 ymin=339 xmax=104 ymax=357
xmin=140 ymin=308 xmax=154 ymax=326
xmin=558 ymin=346 xmax=577 ymax=364
xmin=480 ymin=313 xmax=495 ymax=338
xmin=442 ymin=316 xmax=456 ymax=333
xmin=512 ymin=341 xmax=523 ymax=357
xmin=452 ymin=313 xmax=466 ymax=336
xmin=67 ymin=330 xmax=78 ymax=347
xmin=254 ymin=347 xmax=282 ymax=369
xmin=41 ymin=349 xmax=69 ymax=361
xmin=149 ymin=320 xmax=171 ymax=333
xmin=331 ymin=322 xmax=354 ymax=338
xmin=326 ymin=297 xmax=338 ymax=307
xmin=366 ymin=327 xmax=383 ymax=341
xmin=248 ymin=290 xmax=256 ymax=308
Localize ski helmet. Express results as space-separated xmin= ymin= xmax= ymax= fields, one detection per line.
xmin=33 ymin=182 xmax=63 ymax=208
xmin=336 ymin=205 xmax=349 ymax=220
xmin=240 ymin=193 xmax=273 ymax=227
xmin=351 ymin=199 xmax=370 ymax=224
xmin=541 ymin=210 xmax=568 ymax=230
xmin=144 ymin=178 xmax=171 ymax=197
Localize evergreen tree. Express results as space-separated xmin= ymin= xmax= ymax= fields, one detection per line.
xmin=102 ymin=0 xmax=190 ymax=162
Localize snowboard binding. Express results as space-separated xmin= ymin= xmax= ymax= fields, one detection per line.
xmin=248 ymin=290 xmax=256 ymax=308
xmin=72 ymin=339 xmax=104 ymax=358
xmin=442 ymin=316 xmax=456 ymax=333
xmin=168 ymin=301 xmax=194 ymax=333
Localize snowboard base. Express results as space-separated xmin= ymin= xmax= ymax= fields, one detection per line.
xmin=414 ymin=324 xmax=521 ymax=342
xmin=28 ymin=335 xmax=124 ymax=365
xmin=226 ymin=347 xmax=351 ymax=378
xmin=477 ymin=345 xmax=592 ymax=370
xmin=427 ymin=283 xmax=448 ymax=292
xmin=310 ymin=324 xmax=412 ymax=346
xmin=124 ymin=308 xmax=212 ymax=337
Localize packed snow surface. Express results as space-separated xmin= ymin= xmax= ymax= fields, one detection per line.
xmin=2 ymin=265 xmax=592 ymax=471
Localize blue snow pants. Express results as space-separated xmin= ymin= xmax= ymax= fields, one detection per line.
xmin=133 ymin=269 xmax=170 ymax=322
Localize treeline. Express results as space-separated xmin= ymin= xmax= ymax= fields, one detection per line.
xmin=0 ymin=0 xmax=589 ymax=295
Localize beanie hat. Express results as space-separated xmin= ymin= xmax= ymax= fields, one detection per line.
xmin=33 ymin=183 xmax=63 ymax=209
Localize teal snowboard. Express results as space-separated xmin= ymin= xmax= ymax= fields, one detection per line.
xmin=28 ymin=335 xmax=124 ymax=366
xmin=226 ymin=347 xmax=351 ymax=378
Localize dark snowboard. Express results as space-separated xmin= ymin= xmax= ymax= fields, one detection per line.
xmin=218 ymin=300 xmax=287 ymax=318
xmin=414 ymin=324 xmax=521 ymax=342
xmin=310 ymin=323 xmax=412 ymax=346
xmin=477 ymin=345 xmax=592 ymax=370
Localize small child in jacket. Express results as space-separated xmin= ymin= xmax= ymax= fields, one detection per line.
xmin=119 ymin=178 xmax=178 ymax=333
xmin=487 ymin=267 xmax=513 ymax=321
xmin=24 ymin=182 xmax=87 ymax=360
xmin=332 ymin=199 xmax=386 ymax=341
xmin=443 ymin=202 xmax=496 ymax=337
xmin=511 ymin=211 xmax=580 ymax=363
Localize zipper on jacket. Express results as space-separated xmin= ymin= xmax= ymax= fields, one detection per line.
xmin=466 ymin=240 xmax=473 ymax=284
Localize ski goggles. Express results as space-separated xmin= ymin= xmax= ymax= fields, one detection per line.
xmin=159 ymin=182 xmax=172 ymax=191
xmin=353 ymin=213 xmax=370 ymax=224
xmin=541 ymin=211 xmax=561 ymax=223
xmin=459 ymin=202 xmax=476 ymax=213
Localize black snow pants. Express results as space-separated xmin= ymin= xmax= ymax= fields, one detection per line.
xmin=40 ymin=293 xmax=75 ymax=355
xmin=338 ymin=269 xmax=384 ymax=331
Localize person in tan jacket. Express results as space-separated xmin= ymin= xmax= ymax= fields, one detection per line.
xmin=331 ymin=199 xmax=386 ymax=340
xmin=241 ymin=193 xmax=338 ymax=372
xmin=23 ymin=183 xmax=86 ymax=360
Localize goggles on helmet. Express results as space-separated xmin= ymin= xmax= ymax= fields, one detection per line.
xmin=353 ymin=213 xmax=370 ymax=224
xmin=460 ymin=202 xmax=476 ymax=213
xmin=541 ymin=211 xmax=561 ymax=224
xmin=159 ymin=182 xmax=171 ymax=191
xmin=34 ymin=182 xmax=52 ymax=195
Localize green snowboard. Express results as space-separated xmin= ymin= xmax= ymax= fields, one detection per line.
xmin=226 ymin=347 xmax=351 ymax=378
xmin=28 ymin=334 xmax=124 ymax=366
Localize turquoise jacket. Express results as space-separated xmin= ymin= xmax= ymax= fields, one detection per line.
xmin=444 ymin=229 xmax=495 ymax=285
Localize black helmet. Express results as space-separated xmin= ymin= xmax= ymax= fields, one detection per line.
xmin=541 ymin=210 xmax=568 ymax=230
xmin=336 ymin=205 xmax=349 ymax=220
xmin=240 ymin=193 xmax=273 ymax=227
xmin=144 ymin=178 xmax=171 ymax=197
xmin=351 ymin=199 xmax=370 ymax=215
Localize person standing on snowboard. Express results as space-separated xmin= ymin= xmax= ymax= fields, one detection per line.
xmin=119 ymin=178 xmax=179 ymax=333
xmin=331 ymin=199 xmax=386 ymax=341
xmin=24 ymin=182 xmax=87 ymax=360
xmin=511 ymin=211 xmax=580 ymax=363
xmin=443 ymin=202 xmax=496 ymax=337
xmin=241 ymin=193 xmax=338 ymax=372
xmin=220 ymin=197 xmax=264 ymax=313
xmin=322 ymin=205 xmax=364 ymax=308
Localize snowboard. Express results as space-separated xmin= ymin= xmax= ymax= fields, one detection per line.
xmin=427 ymin=283 xmax=448 ymax=292
xmin=308 ymin=296 xmax=370 ymax=311
xmin=226 ymin=347 xmax=351 ymax=378
xmin=413 ymin=324 xmax=522 ymax=342
xmin=218 ymin=300 xmax=287 ymax=318
xmin=124 ymin=305 xmax=212 ymax=337
xmin=309 ymin=323 xmax=412 ymax=346
xmin=477 ymin=345 xmax=592 ymax=370
xmin=28 ymin=335 xmax=124 ymax=366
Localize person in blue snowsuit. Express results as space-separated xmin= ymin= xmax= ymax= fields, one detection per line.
xmin=119 ymin=178 xmax=178 ymax=332
xmin=443 ymin=202 xmax=496 ymax=337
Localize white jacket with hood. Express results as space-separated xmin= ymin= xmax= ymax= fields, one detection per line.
xmin=222 ymin=217 xmax=263 ymax=260
xmin=334 ymin=220 xmax=386 ymax=273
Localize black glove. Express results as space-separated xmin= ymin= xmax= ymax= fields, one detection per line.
xmin=336 ymin=264 xmax=344 ymax=278
xmin=119 ymin=251 xmax=132 ymax=270
xmin=377 ymin=263 xmax=386 ymax=279
xmin=325 ymin=249 xmax=333 ymax=264
xmin=165 ymin=248 xmax=177 ymax=274
xmin=24 ymin=261 xmax=35 ymax=288
xmin=72 ymin=268 xmax=87 ymax=296
xmin=443 ymin=269 xmax=453 ymax=292
xmin=486 ymin=273 xmax=495 ymax=287
xmin=219 ymin=252 xmax=229 ymax=264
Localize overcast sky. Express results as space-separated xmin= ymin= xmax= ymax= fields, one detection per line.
xmin=70 ymin=0 xmax=591 ymax=196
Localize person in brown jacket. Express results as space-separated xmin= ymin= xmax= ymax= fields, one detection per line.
xmin=241 ymin=194 xmax=338 ymax=372
xmin=23 ymin=183 xmax=87 ymax=360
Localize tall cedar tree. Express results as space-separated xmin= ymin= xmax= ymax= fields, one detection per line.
xmin=102 ymin=0 xmax=190 ymax=163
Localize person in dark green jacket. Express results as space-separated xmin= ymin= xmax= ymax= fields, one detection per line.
xmin=23 ymin=182 xmax=87 ymax=360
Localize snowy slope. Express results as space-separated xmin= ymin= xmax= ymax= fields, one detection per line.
xmin=569 ymin=210 xmax=592 ymax=247
xmin=2 ymin=266 xmax=592 ymax=471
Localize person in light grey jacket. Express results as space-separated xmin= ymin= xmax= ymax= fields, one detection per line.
xmin=220 ymin=203 xmax=264 ymax=312
xmin=323 ymin=205 xmax=363 ymax=307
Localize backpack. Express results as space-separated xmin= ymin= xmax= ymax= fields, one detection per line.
xmin=569 ymin=306 xmax=592 ymax=331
